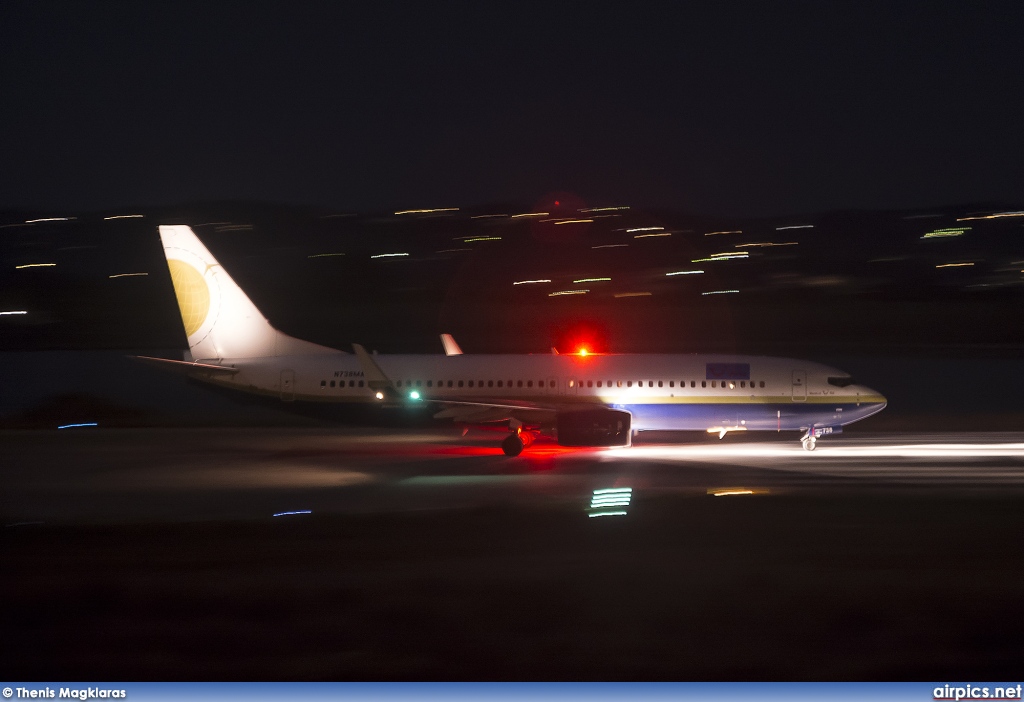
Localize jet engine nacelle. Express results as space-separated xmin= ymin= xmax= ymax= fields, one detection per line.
xmin=556 ymin=408 xmax=632 ymax=447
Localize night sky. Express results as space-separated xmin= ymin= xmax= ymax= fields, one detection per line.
xmin=2 ymin=1 xmax=1023 ymax=216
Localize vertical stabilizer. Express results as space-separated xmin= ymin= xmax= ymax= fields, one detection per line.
xmin=158 ymin=225 xmax=336 ymax=360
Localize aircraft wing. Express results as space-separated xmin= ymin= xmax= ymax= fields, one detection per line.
xmin=431 ymin=398 xmax=556 ymax=423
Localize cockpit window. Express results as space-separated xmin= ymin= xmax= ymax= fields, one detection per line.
xmin=828 ymin=376 xmax=854 ymax=388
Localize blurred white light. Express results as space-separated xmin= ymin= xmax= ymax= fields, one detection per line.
xmin=371 ymin=253 xmax=410 ymax=259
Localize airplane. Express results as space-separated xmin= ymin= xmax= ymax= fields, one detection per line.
xmin=139 ymin=225 xmax=887 ymax=455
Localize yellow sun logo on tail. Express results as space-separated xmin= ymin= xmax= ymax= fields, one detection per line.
xmin=166 ymin=259 xmax=210 ymax=337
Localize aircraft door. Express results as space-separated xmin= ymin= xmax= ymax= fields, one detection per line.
xmin=280 ymin=369 xmax=295 ymax=402
xmin=791 ymin=370 xmax=806 ymax=402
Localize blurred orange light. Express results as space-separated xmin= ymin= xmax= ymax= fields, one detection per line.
xmin=578 ymin=348 xmax=588 ymax=356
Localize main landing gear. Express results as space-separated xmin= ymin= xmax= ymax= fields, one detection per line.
xmin=501 ymin=426 xmax=535 ymax=456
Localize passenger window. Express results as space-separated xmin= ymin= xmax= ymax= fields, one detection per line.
xmin=447 ymin=380 xmax=453 ymax=388
xmin=627 ymin=381 xmax=632 ymax=387
xmin=427 ymin=380 xmax=433 ymax=388
xmin=701 ymin=381 xmax=706 ymax=388
xmin=497 ymin=380 xmax=503 ymax=388
xmin=480 ymin=381 xmax=485 ymax=387
xmin=349 ymin=380 xmax=355 ymax=387
xmin=507 ymin=380 xmax=512 ymax=387
xmin=728 ymin=382 xmax=735 ymax=389
xmin=321 ymin=380 xmax=327 ymax=387
xmin=649 ymin=381 xmax=654 ymax=388
xmin=330 ymin=380 xmax=336 ymax=388
xmin=527 ymin=380 xmax=533 ymax=388
xmin=596 ymin=381 xmax=602 ymax=388
xmin=416 ymin=380 xmax=422 ymax=387
xmin=549 ymin=380 xmax=555 ymax=388
xmin=658 ymin=381 xmax=663 ymax=388
xmin=711 ymin=381 xmax=716 ymax=388
xmin=458 ymin=380 xmax=464 ymax=387
xmin=617 ymin=381 xmax=622 ymax=387
xmin=760 ymin=381 xmax=765 ymax=388
xmin=517 ymin=380 xmax=523 ymax=388
xmin=740 ymin=381 xmax=745 ymax=388
xmin=587 ymin=380 xmax=593 ymax=388
xmin=568 ymin=380 xmax=575 ymax=388
xmin=468 ymin=380 xmax=474 ymax=387
xmin=358 ymin=380 xmax=364 ymax=387
xmin=488 ymin=380 xmax=494 ymax=388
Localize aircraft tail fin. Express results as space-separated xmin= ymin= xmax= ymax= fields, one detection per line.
xmin=157 ymin=225 xmax=337 ymax=361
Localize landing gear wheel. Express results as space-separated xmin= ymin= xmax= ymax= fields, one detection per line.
xmin=801 ymin=437 xmax=817 ymax=452
xmin=502 ymin=433 xmax=525 ymax=457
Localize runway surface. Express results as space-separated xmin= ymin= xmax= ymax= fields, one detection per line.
xmin=6 ymin=427 xmax=1024 ymax=678
xmin=5 ymin=427 xmax=1024 ymax=524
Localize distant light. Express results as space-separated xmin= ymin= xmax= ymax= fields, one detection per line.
xmin=15 ymin=263 xmax=56 ymax=269
xmin=691 ymin=253 xmax=748 ymax=263
xmin=57 ymin=422 xmax=97 ymax=429
xmin=711 ymin=489 xmax=754 ymax=497
xmin=464 ymin=236 xmax=502 ymax=242
xmin=775 ymin=224 xmax=813 ymax=230
xmin=25 ymin=217 xmax=75 ymax=223
xmin=108 ymin=272 xmax=148 ymax=278
xmin=736 ymin=242 xmax=798 ymax=248
xmin=665 ymin=270 xmax=704 ymax=276
xmin=512 ymin=279 xmax=551 ymax=285
xmin=103 ymin=214 xmax=144 ymax=220
xmin=956 ymin=211 xmax=1024 ymax=221
xmin=936 ymin=262 xmax=974 ymax=268
xmin=554 ymin=219 xmax=593 ymax=225
xmin=578 ymin=348 xmax=588 ymax=356
xmin=394 ymin=207 xmax=459 ymax=215
xmin=702 ymin=289 xmax=740 ymax=296
xmin=0 ymin=310 xmax=28 ymax=316
xmin=470 ymin=214 xmax=508 ymax=219
xmin=554 ymin=201 xmax=560 ymax=206
xmin=614 ymin=292 xmax=652 ymax=298
xmin=592 ymin=244 xmax=629 ymax=249
xmin=549 ymin=289 xmax=589 ymax=296
xmin=409 ymin=391 xmax=421 ymax=400
xmin=307 ymin=252 xmax=346 ymax=258
xmin=626 ymin=227 xmax=663 ymax=233
xmin=273 ymin=510 xmax=312 ymax=517
xmin=704 ymin=230 xmax=741 ymax=236
xmin=589 ymin=511 xmax=628 ymax=518
xmin=510 ymin=212 xmax=549 ymax=218
xmin=634 ymin=232 xmax=671 ymax=238
xmin=580 ymin=206 xmax=629 ymax=213
xmin=370 ymin=253 xmax=410 ymax=259
xmin=922 ymin=227 xmax=969 ymax=239
xmin=375 ymin=391 xmax=384 ymax=400
xmin=573 ymin=277 xmax=610 ymax=283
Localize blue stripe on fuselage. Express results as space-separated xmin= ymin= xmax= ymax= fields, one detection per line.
xmin=616 ymin=401 xmax=886 ymax=432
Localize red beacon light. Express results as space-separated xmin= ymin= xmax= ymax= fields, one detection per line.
xmin=578 ymin=347 xmax=588 ymax=356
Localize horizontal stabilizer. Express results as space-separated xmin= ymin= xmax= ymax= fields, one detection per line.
xmin=132 ymin=355 xmax=240 ymax=376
